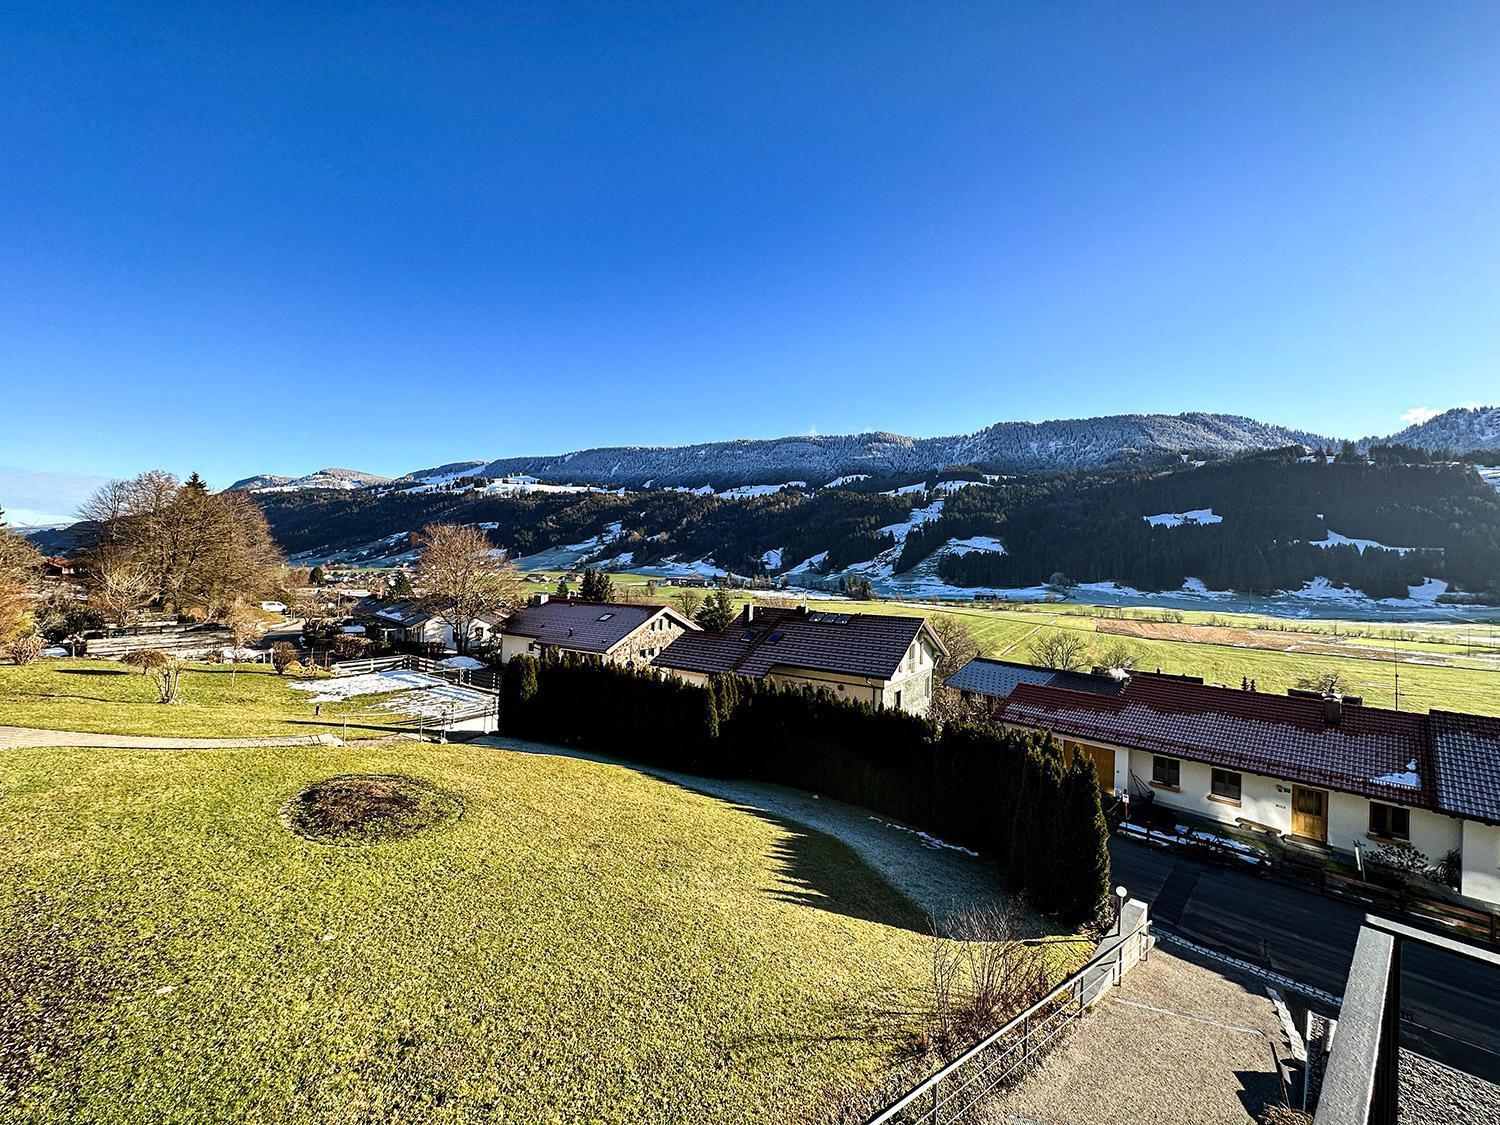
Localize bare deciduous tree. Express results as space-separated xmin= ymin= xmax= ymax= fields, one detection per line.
xmin=124 ymin=649 xmax=186 ymax=703
xmin=672 ymin=589 xmax=704 ymax=619
xmin=414 ymin=524 xmax=526 ymax=654
xmin=924 ymin=901 xmax=1052 ymax=1058
xmin=271 ymin=641 xmax=298 ymax=675
xmin=1028 ymin=630 xmax=1090 ymax=671
xmin=929 ymin=614 xmax=983 ymax=725
xmin=1092 ymin=639 xmax=1139 ymax=674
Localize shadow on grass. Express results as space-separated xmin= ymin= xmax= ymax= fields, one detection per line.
xmin=55 ymin=668 xmax=133 ymax=677
xmin=722 ymin=800 xmax=931 ymax=934
xmin=483 ymin=737 xmax=942 ymax=936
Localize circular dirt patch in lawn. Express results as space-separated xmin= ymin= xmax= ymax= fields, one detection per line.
xmin=284 ymin=775 xmax=463 ymax=846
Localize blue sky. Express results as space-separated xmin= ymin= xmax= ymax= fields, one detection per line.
xmin=2 ymin=3 xmax=1498 ymax=521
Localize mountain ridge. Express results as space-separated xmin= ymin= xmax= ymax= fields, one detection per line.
xmin=228 ymin=412 xmax=1336 ymax=493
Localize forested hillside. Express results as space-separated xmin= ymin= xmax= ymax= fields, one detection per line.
xmin=245 ymin=453 xmax=1500 ymax=603
xmin=926 ymin=455 xmax=1500 ymax=598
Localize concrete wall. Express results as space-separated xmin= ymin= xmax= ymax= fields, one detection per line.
xmin=1461 ymin=821 xmax=1500 ymax=905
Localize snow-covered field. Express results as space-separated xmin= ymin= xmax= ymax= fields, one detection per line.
xmin=290 ymin=670 xmax=493 ymax=721
xmin=1144 ymin=508 xmax=1222 ymax=528
xmin=1478 ymin=466 xmax=1500 ymax=492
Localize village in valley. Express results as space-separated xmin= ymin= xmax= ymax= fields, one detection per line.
xmin=5 ymin=5 xmax=1500 ymax=1125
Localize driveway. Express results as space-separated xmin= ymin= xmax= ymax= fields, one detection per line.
xmin=1110 ymin=836 xmax=1500 ymax=1082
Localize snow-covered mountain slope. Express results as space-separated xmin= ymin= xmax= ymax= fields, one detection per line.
xmin=400 ymin=412 xmax=1331 ymax=488
xmin=228 ymin=467 xmax=393 ymax=492
xmin=1373 ymin=405 xmax=1500 ymax=454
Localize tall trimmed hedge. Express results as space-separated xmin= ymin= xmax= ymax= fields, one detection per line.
xmin=501 ymin=655 xmax=1109 ymax=924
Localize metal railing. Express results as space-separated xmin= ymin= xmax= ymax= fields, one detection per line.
xmin=1314 ymin=915 xmax=1500 ymax=1125
xmin=867 ymin=900 xmax=1152 ymax=1125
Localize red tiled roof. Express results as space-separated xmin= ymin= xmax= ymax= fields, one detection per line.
xmin=654 ymin=606 xmax=931 ymax=681
xmin=997 ymin=675 xmax=1438 ymax=809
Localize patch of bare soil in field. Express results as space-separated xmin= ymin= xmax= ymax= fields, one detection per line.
xmin=283 ymin=774 xmax=464 ymax=846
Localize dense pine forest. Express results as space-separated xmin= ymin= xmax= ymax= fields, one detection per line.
xmin=247 ymin=451 xmax=1500 ymax=601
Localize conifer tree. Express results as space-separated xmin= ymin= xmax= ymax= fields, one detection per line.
xmin=1056 ymin=755 xmax=1111 ymax=925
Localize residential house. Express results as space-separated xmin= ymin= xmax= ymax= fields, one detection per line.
xmin=653 ymin=604 xmax=946 ymax=716
xmin=497 ymin=597 xmax=697 ymax=665
xmin=949 ymin=657 xmax=1500 ymax=907
xmin=363 ymin=599 xmax=504 ymax=653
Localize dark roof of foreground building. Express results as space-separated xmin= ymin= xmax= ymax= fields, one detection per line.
xmin=654 ymin=605 xmax=941 ymax=681
xmin=984 ymin=668 xmax=1500 ymax=821
xmin=501 ymin=599 xmax=692 ymax=655
xmin=946 ymin=657 xmax=1130 ymax=700
xmin=1430 ymin=710 xmax=1500 ymax=824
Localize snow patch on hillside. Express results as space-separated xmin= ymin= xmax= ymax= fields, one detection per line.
xmin=717 ymin=481 xmax=807 ymax=499
xmin=761 ymin=547 xmax=784 ymax=570
xmin=943 ymin=536 xmax=1005 ymax=556
xmin=1144 ymin=508 xmax=1222 ymax=528
xmin=1311 ymin=530 xmax=1418 ymax=555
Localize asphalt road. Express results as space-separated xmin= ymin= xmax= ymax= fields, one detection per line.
xmin=1110 ymin=836 xmax=1500 ymax=1082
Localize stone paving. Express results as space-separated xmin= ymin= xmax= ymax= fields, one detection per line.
xmin=0 ymin=725 xmax=343 ymax=749
xmin=983 ymin=946 xmax=1289 ymax=1125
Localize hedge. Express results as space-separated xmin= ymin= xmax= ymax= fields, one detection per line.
xmin=502 ymin=655 xmax=1110 ymax=924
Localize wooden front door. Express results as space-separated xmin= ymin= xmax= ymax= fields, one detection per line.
xmin=1063 ymin=741 xmax=1116 ymax=794
xmin=1291 ymin=786 xmax=1328 ymax=842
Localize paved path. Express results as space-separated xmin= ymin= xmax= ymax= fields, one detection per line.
xmin=0 ymin=725 xmax=344 ymax=750
xmin=1111 ymin=836 xmax=1500 ymax=1082
xmin=988 ymin=946 xmax=1286 ymax=1125
xmin=474 ymin=735 xmax=1011 ymax=924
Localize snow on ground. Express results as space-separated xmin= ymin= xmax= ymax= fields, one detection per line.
xmin=632 ymin=556 xmax=735 ymax=580
xmin=932 ymin=479 xmax=985 ymax=494
xmin=823 ymin=474 xmax=870 ymax=488
xmin=867 ymin=816 xmax=979 ymax=856
xmin=1373 ymin=760 xmax=1422 ymax=788
xmin=1477 ymin=466 xmax=1500 ymax=492
xmin=881 ymin=482 xmax=929 ymax=496
xmin=1382 ymin=577 xmax=1448 ymax=605
xmin=1286 ymin=577 xmax=1367 ymax=602
xmin=761 ymin=547 xmax=784 ymax=570
xmin=1077 ymin=580 xmax=1147 ymax=597
xmin=783 ymin=551 xmax=829 ymax=577
xmin=1311 ymin=530 xmax=1418 ymax=555
xmin=716 ymin=481 xmax=806 ymax=499
xmin=441 ymin=655 xmax=485 ymax=670
xmin=290 ymin=669 xmax=492 ymax=720
xmin=943 ymin=536 xmax=1005 ymax=556
xmin=845 ymin=500 xmax=946 ymax=578
xmin=1180 ymin=577 xmax=1234 ymax=599
xmin=1144 ymin=508 xmax=1223 ymax=528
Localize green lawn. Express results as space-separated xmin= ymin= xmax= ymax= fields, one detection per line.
xmin=0 ymin=660 xmax=392 ymax=739
xmin=0 ymin=741 xmax=1074 ymax=1123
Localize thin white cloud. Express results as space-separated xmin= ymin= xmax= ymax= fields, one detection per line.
xmin=0 ymin=466 xmax=111 ymax=526
xmin=1400 ymin=406 xmax=1442 ymax=427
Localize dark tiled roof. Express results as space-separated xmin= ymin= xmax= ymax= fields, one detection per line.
xmin=946 ymin=657 xmax=1129 ymax=700
xmin=655 ymin=606 xmax=932 ymax=681
xmin=502 ymin=600 xmax=685 ymax=655
xmin=1431 ymin=711 xmax=1500 ymax=824
xmin=371 ymin=600 xmax=436 ymax=628
xmin=997 ymin=675 xmax=1438 ymax=809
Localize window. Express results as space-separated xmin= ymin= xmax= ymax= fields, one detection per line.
xmin=894 ymin=690 xmax=903 ymax=709
xmin=1210 ymin=769 xmax=1242 ymax=803
xmin=597 ymin=613 xmax=613 ymax=621
xmin=1369 ymin=803 xmax=1410 ymax=840
xmin=1152 ymin=756 xmax=1180 ymax=788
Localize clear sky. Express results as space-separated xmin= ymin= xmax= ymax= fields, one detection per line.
xmin=2 ymin=3 xmax=1498 ymax=521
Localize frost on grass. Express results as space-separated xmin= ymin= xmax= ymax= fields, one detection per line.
xmin=284 ymin=775 xmax=464 ymax=846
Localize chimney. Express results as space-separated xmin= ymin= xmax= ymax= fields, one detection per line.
xmin=1324 ymin=693 xmax=1343 ymax=726
xmin=531 ymin=593 xmax=549 ymax=606
xmin=744 ymin=603 xmax=755 ymax=623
